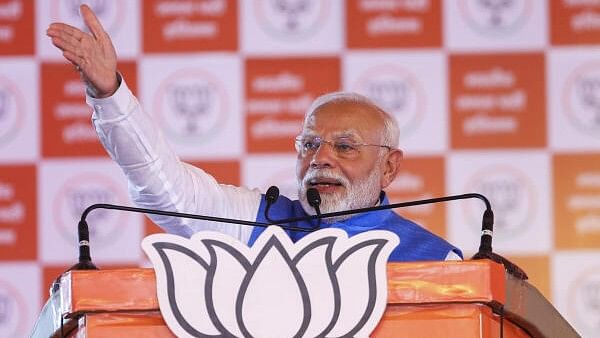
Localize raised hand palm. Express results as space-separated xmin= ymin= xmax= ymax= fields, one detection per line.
xmin=47 ymin=4 xmax=118 ymax=97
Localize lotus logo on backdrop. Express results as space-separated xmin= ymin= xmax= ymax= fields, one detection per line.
xmin=68 ymin=188 xmax=113 ymax=231
xmin=53 ymin=0 xmax=123 ymax=34
xmin=168 ymin=83 xmax=215 ymax=134
xmin=465 ymin=166 xmax=534 ymax=239
xmin=61 ymin=186 xmax=118 ymax=242
xmin=0 ymin=293 xmax=16 ymax=336
xmin=0 ymin=81 xmax=23 ymax=145
xmin=577 ymin=77 xmax=600 ymax=124
xmin=564 ymin=65 xmax=600 ymax=136
xmin=53 ymin=173 xmax=128 ymax=245
xmin=0 ymin=89 xmax=9 ymax=141
xmin=255 ymin=0 xmax=328 ymax=39
xmin=0 ymin=294 xmax=8 ymax=325
xmin=354 ymin=65 xmax=424 ymax=138
xmin=142 ymin=227 xmax=398 ymax=338
xmin=272 ymin=0 xmax=310 ymax=31
xmin=582 ymin=281 xmax=600 ymax=316
xmin=0 ymin=283 xmax=24 ymax=337
xmin=570 ymin=268 xmax=600 ymax=331
xmin=155 ymin=70 xmax=227 ymax=143
xmin=368 ymin=80 xmax=408 ymax=113
xmin=458 ymin=0 xmax=531 ymax=35
xmin=68 ymin=0 xmax=107 ymax=17
xmin=0 ymin=91 xmax=6 ymax=120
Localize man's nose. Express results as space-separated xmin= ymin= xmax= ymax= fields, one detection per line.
xmin=310 ymin=141 xmax=337 ymax=168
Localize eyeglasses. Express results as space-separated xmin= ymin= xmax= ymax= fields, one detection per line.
xmin=294 ymin=135 xmax=392 ymax=159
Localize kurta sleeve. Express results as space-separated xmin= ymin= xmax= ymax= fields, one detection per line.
xmin=87 ymin=76 xmax=261 ymax=243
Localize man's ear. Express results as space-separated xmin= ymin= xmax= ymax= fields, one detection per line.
xmin=380 ymin=149 xmax=403 ymax=189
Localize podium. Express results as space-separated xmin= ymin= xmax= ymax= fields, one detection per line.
xmin=32 ymin=260 xmax=579 ymax=338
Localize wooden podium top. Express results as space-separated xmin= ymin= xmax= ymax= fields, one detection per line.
xmin=59 ymin=260 xmax=505 ymax=315
xmin=32 ymin=260 xmax=579 ymax=338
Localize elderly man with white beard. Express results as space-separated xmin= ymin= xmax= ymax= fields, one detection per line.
xmin=47 ymin=5 xmax=462 ymax=261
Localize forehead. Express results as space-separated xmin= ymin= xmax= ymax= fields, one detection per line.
xmin=303 ymin=101 xmax=385 ymax=138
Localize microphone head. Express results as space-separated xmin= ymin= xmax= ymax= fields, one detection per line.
xmin=306 ymin=188 xmax=321 ymax=207
xmin=265 ymin=186 xmax=280 ymax=203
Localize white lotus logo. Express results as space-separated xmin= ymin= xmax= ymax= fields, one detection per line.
xmin=142 ymin=227 xmax=399 ymax=338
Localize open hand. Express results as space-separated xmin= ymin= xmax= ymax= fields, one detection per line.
xmin=46 ymin=4 xmax=118 ymax=98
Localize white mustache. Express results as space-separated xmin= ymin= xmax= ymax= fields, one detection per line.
xmin=302 ymin=169 xmax=349 ymax=189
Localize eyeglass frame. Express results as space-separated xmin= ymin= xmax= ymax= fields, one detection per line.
xmin=294 ymin=134 xmax=394 ymax=159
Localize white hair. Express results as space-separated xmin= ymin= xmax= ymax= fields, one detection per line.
xmin=302 ymin=92 xmax=400 ymax=149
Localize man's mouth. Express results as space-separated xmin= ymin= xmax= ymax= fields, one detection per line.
xmin=308 ymin=178 xmax=343 ymax=188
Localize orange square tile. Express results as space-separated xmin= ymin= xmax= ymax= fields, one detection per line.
xmin=550 ymin=1 xmax=600 ymax=45
xmin=386 ymin=156 xmax=446 ymax=238
xmin=142 ymin=0 xmax=238 ymax=52
xmin=505 ymin=255 xmax=551 ymax=300
xmin=0 ymin=165 xmax=36 ymax=260
xmin=346 ymin=0 xmax=442 ymax=48
xmin=0 ymin=0 xmax=34 ymax=55
xmin=245 ymin=57 xmax=340 ymax=153
xmin=41 ymin=62 xmax=137 ymax=157
xmin=450 ymin=53 xmax=546 ymax=149
xmin=554 ymin=153 xmax=600 ymax=249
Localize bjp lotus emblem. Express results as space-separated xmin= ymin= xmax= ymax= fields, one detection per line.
xmin=142 ymin=226 xmax=399 ymax=338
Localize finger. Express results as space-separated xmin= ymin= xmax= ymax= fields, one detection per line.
xmin=52 ymin=34 xmax=95 ymax=67
xmin=49 ymin=36 xmax=79 ymax=55
xmin=48 ymin=27 xmax=82 ymax=45
xmin=49 ymin=32 xmax=84 ymax=54
xmin=47 ymin=22 xmax=85 ymax=41
xmin=62 ymin=50 xmax=84 ymax=68
xmin=80 ymin=4 xmax=106 ymax=40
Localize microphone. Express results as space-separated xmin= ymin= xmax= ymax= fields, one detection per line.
xmin=264 ymin=186 xmax=322 ymax=228
xmin=306 ymin=188 xmax=322 ymax=228
xmin=471 ymin=209 xmax=527 ymax=279
xmin=69 ymin=192 xmax=527 ymax=280
xmin=71 ymin=219 xmax=99 ymax=271
xmin=264 ymin=186 xmax=280 ymax=223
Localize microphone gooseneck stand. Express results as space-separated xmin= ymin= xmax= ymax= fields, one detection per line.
xmin=70 ymin=191 xmax=527 ymax=281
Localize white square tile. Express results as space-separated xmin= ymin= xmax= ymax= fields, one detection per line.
xmin=139 ymin=54 xmax=243 ymax=159
xmin=444 ymin=0 xmax=548 ymax=51
xmin=552 ymin=251 xmax=600 ymax=337
xmin=240 ymin=0 xmax=343 ymax=55
xmin=0 ymin=263 xmax=41 ymax=338
xmin=547 ymin=48 xmax=600 ymax=150
xmin=38 ymin=159 xmax=142 ymax=264
xmin=344 ymin=51 xmax=448 ymax=154
xmin=447 ymin=151 xmax=552 ymax=255
xmin=0 ymin=58 xmax=38 ymax=162
xmin=37 ymin=0 xmax=140 ymax=59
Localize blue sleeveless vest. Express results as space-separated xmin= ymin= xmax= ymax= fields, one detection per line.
xmin=249 ymin=193 xmax=463 ymax=262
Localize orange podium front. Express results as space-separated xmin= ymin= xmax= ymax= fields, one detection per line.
xmin=32 ymin=260 xmax=579 ymax=338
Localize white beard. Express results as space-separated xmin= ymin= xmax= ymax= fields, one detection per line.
xmin=298 ymin=166 xmax=382 ymax=223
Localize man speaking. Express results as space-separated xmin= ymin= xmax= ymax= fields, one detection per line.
xmin=46 ymin=5 xmax=461 ymax=261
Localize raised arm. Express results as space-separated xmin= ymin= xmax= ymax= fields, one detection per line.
xmin=46 ymin=5 xmax=260 ymax=242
